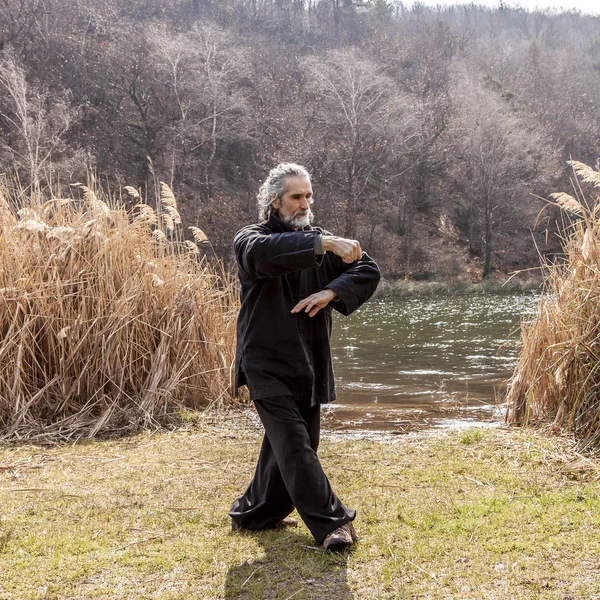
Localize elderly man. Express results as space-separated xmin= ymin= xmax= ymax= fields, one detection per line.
xmin=229 ymin=163 xmax=380 ymax=551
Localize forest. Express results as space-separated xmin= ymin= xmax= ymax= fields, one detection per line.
xmin=1 ymin=0 xmax=599 ymax=279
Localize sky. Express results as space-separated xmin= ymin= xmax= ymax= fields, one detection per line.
xmin=409 ymin=0 xmax=600 ymax=15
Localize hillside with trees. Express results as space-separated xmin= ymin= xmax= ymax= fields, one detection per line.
xmin=1 ymin=0 xmax=599 ymax=279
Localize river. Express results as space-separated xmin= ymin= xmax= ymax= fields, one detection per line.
xmin=326 ymin=294 xmax=540 ymax=433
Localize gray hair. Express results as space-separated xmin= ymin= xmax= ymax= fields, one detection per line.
xmin=257 ymin=163 xmax=311 ymax=222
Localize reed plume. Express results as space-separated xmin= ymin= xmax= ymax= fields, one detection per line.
xmin=0 ymin=182 xmax=239 ymax=441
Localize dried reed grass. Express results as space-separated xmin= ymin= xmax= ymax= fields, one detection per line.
xmin=506 ymin=161 xmax=600 ymax=449
xmin=0 ymin=181 xmax=239 ymax=441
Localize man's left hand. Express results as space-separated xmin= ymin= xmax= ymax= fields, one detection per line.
xmin=291 ymin=289 xmax=337 ymax=318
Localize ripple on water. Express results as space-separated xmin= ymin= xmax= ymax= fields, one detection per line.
xmin=329 ymin=294 xmax=539 ymax=432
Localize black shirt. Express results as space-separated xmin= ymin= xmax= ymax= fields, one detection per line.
xmin=233 ymin=213 xmax=380 ymax=405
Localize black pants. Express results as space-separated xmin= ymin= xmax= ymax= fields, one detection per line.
xmin=229 ymin=395 xmax=355 ymax=544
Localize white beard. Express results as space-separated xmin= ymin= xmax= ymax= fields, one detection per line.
xmin=282 ymin=209 xmax=314 ymax=229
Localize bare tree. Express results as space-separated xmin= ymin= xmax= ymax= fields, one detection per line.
xmin=447 ymin=73 xmax=554 ymax=278
xmin=149 ymin=23 xmax=249 ymax=200
xmin=0 ymin=49 xmax=79 ymax=194
xmin=0 ymin=0 xmax=596 ymax=280
xmin=302 ymin=49 xmax=411 ymax=238
xmin=0 ymin=0 xmax=46 ymax=54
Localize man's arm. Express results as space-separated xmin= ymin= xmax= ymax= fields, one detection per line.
xmin=234 ymin=226 xmax=323 ymax=279
xmin=292 ymin=235 xmax=380 ymax=317
xmin=324 ymin=252 xmax=380 ymax=316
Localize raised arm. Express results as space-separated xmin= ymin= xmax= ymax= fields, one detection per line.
xmin=234 ymin=225 xmax=323 ymax=279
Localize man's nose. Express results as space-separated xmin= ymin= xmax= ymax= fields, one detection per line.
xmin=299 ymin=197 xmax=310 ymax=210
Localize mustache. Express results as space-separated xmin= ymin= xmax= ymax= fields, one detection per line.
xmin=293 ymin=209 xmax=313 ymax=220
xmin=281 ymin=208 xmax=314 ymax=226
xmin=294 ymin=207 xmax=313 ymax=216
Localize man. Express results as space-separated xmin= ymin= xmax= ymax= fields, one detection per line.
xmin=229 ymin=163 xmax=380 ymax=551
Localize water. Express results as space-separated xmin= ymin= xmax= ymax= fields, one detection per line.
xmin=325 ymin=294 xmax=540 ymax=433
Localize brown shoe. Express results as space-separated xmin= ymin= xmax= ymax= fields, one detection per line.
xmin=322 ymin=522 xmax=358 ymax=551
xmin=267 ymin=516 xmax=298 ymax=530
xmin=231 ymin=516 xmax=298 ymax=531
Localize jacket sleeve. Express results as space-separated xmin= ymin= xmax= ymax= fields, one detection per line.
xmin=324 ymin=251 xmax=381 ymax=316
xmin=234 ymin=225 xmax=324 ymax=279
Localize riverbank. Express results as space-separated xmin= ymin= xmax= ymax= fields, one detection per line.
xmin=374 ymin=278 xmax=543 ymax=300
xmin=1 ymin=413 xmax=599 ymax=599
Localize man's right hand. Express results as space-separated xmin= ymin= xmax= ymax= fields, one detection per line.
xmin=322 ymin=235 xmax=362 ymax=263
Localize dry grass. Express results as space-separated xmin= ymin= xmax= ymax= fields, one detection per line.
xmin=506 ymin=160 xmax=600 ymax=449
xmin=2 ymin=420 xmax=600 ymax=599
xmin=0 ymin=180 xmax=239 ymax=442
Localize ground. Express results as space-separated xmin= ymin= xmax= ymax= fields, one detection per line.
xmin=1 ymin=411 xmax=600 ymax=599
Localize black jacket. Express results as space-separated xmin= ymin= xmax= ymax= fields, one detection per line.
xmin=233 ymin=213 xmax=380 ymax=405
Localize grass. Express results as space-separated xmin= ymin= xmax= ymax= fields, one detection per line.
xmin=506 ymin=160 xmax=600 ymax=449
xmin=0 ymin=181 xmax=238 ymax=441
xmin=1 ymin=414 xmax=600 ymax=599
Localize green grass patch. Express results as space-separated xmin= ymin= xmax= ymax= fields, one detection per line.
xmin=1 ymin=415 xmax=600 ymax=599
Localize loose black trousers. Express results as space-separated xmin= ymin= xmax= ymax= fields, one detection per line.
xmin=229 ymin=395 xmax=355 ymax=544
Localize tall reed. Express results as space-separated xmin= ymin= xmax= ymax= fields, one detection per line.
xmin=506 ymin=161 xmax=600 ymax=449
xmin=0 ymin=182 xmax=239 ymax=441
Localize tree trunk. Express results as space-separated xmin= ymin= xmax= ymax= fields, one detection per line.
xmin=344 ymin=198 xmax=356 ymax=238
xmin=344 ymin=163 xmax=356 ymax=238
xmin=368 ymin=219 xmax=376 ymax=249
xmin=482 ymin=197 xmax=492 ymax=279
xmin=333 ymin=0 xmax=340 ymax=36
xmin=405 ymin=203 xmax=413 ymax=274
xmin=206 ymin=105 xmax=217 ymax=201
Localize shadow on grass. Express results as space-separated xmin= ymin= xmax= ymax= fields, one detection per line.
xmin=224 ymin=529 xmax=354 ymax=599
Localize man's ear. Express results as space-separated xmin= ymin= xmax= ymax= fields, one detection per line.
xmin=271 ymin=196 xmax=280 ymax=209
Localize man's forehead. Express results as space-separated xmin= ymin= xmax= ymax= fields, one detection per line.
xmin=284 ymin=176 xmax=312 ymax=193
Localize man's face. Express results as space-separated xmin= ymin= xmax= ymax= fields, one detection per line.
xmin=272 ymin=176 xmax=314 ymax=230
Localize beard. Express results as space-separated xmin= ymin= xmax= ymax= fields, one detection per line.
xmin=281 ymin=208 xmax=314 ymax=229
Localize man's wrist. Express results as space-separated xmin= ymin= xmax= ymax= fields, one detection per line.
xmin=321 ymin=235 xmax=334 ymax=253
xmin=325 ymin=288 xmax=339 ymax=301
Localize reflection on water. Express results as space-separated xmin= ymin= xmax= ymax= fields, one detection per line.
xmin=326 ymin=294 xmax=540 ymax=433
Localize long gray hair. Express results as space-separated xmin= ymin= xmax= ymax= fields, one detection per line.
xmin=257 ymin=163 xmax=311 ymax=223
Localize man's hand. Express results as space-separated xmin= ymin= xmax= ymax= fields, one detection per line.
xmin=291 ymin=289 xmax=337 ymax=318
xmin=322 ymin=235 xmax=362 ymax=263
